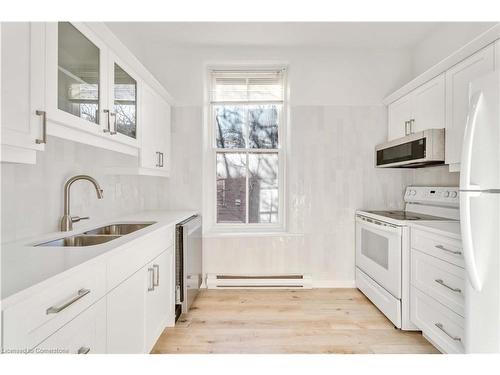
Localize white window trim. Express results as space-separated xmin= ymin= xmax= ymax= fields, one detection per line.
xmin=202 ymin=63 xmax=289 ymax=235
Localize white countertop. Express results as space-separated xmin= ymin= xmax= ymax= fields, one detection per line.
xmin=409 ymin=221 xmax=461 ymax=240
xmin=1 ymin=210 xmax=197 ymax=303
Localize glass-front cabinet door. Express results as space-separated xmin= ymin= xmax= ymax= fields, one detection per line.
xmin=42 ymin=22 xmax=139 ymax=154
xmin=45 ymin=22 xmax=108 ymax=133
xmin=57 ymin=22 xmax=101 ymax=125
xmin=110 ymin=56 xmax=138 ymax=142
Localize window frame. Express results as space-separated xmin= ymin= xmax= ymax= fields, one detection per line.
xmin=204 ymin=65 xmax=288 ymax=234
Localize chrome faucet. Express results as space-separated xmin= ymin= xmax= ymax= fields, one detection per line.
xmin=60 ymin=175 xmax=104 ymax=231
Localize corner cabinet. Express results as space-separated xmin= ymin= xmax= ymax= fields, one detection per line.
xmin=387 ymin=73 xmax=445 ymax=141
xmin=444 ymin=43 xmax=495 ymax=172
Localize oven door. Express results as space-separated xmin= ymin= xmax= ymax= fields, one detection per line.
xmin=355 ymin=215 xmax=402 ymax=299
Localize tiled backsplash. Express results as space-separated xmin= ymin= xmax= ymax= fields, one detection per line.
xmin=1 ymin=136 xmax=169 ymax=243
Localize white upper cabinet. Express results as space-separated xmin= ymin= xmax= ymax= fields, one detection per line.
xmin=388 ymin=93 xmax=413 ymax=141
xmin=387 ymin=74 xmax=445 ymax=141
xmin=107 ymin=51 xmax=139 ymax=147
xmin=412 ymin=74 xmax=446 ymax=133
xmin=1 ymin=23 xmax=45 ymax=164
xmin=43 ymin=22 xmax=138 ymax=155
xmin=2 ymin=22 xmax=173 ymax=166
xmin=138 ymin=84 xmax=171 ymax=176
xmin=445 ymin=43 xmax=495 ymax=171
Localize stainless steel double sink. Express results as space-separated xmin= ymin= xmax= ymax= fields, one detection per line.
xmin=35 ymin=222 xmax=156 ymax=247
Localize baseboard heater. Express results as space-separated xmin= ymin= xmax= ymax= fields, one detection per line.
xmin=206 ymin=274 xmax=312 ymax=289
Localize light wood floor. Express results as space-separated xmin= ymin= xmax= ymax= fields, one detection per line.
xmin=151 ymin=288 xmax=439 ymax=354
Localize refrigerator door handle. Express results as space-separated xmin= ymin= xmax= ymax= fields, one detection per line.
xmin=461 ymin=191 xmax=482 ymax=291
xmin=460 ymin=92 xmax=482 ymax=191
xmin=459 ymin=91 xmax=484 ymax=291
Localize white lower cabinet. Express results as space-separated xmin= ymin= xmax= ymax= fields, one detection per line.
xmin=35 ymin=298 xmax=107 ymax=354
xmin=1 ymin=225 xmax=177 ymax=354
xmin=106 ymin=268 xmax=147 ymax=354
xmin=107 ymin=246 xmax=175 ymax=354
xmin=410 ymin=227 xmax=465 ymax=353
xmin=145 ymin=247 xmax=175 ymax=352
xmin=411 ymin=287 xmax=464 ymax=354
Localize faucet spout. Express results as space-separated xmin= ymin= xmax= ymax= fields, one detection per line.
xmin=60 ymin=175 xmax=104 ymax=231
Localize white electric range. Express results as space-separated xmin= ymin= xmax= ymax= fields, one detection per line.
xmin=355 ymin=186 xmax=459 ymax=330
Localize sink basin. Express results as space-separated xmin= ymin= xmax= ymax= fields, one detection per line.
xmin=83 ymin=222 xmax=155 ymax=235
xmin=36 ymin=234 xmax=122 ymax=247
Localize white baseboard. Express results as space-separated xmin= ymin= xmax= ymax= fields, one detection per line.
xmin=312 ymin=280 xmax=356 ymax=288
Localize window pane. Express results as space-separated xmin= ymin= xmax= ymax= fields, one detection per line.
xmin=58 ymin=22 xmax=99 ymax=124
xmin=216 ymin=153 xmax=246 ymax=223
xmin=215 ymin=106 xmax=245 ymax=148
xmin=248 ymin=153 xmax=279 ymax=224
xmin=248 ymin=105 xmax=279 ymax=149
xmin=114 ymin=63 xmax=137 ymax=138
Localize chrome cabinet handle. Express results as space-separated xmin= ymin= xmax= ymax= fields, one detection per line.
xmin=159 ymin=152 xmax=164 ymax=167
xmin=103 ymin=110 xmax=117 ymax=135
xmin=46 ymin=289 xmax=90 ymax=314
xmin=435 ymin=323 xmax=461 ymax=341
xmin=148 ymin=268 xmax=155 ymax=291
xmin=404 ymin=121 xmax=408 ymax=136
xmin=409 ymin=119 xmax=415 ymax=134
xmin=435 ymin=244 xmax=462 ymax=255
xmin=35 ymin=110 xmax=47 ymax=144
xmin=155 ymin=152 xmax=161 ymax=167
xmin=435 ymin=279 xmax=462 ymax=293
xmin=77 ymin=347 xmax=91 ymax=354
xmin=153 ymin=264 xmax=160 ymax=287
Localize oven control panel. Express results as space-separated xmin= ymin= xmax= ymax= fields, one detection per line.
xmin=404 ymin=186 xmax=459 ymax=206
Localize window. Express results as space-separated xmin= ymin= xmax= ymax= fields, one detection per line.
xmin=209 ymin=68 xmax=286 ymax=228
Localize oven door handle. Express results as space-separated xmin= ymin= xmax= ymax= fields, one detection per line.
xmin=356 ymin=215 xmax=401 ymax=234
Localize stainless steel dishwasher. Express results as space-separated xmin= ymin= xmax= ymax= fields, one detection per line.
xmin=175 ymin=215 xmax=202 ymax=320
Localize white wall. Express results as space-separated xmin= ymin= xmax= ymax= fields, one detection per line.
xmin=136 ymin=45 xmax=417 ymax=285
xmin=411 ymin=22 xmax=497 ymax=77
xmin=119 ymin=41 xmax=462 ymax=286
xmin=1 ymin=136 xmax=170 ymax=243
xmin=125 ymin=45 xmax=415 ymax=107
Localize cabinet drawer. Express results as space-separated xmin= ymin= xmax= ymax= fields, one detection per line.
xmin=107 ymin=225 xmax=173 ymax=290
xmin=2 ymin=262 xmax=106 ymax=351
xmin=411 ymin=228 xmax=463 ymax=267
xmin=411 ymin=249 xmax=465 ymax=316
xmin=411 ymin=287 xmax=464 ymax=353
xmin=35 ymin=298 xmax=106 ymax=354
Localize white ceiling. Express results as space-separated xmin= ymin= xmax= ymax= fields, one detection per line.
xmin=106 ymin=22 xmax=445 ymax=49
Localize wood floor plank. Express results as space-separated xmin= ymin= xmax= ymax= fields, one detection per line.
xmin=151 ymin=288 xmax=439 ymax=354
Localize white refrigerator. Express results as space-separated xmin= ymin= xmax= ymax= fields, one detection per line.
xmin=460 ymin=70 xmax=500 ymax=353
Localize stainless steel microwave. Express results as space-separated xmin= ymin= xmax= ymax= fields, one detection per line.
xmin=375 ymin=129 xmax=445 ymax=168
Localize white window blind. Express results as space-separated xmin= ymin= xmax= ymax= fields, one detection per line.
xmin=210 ymin=70 xmax=285 ymax=103
xmin=209 ymin=68 xmax=286 ymax=228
